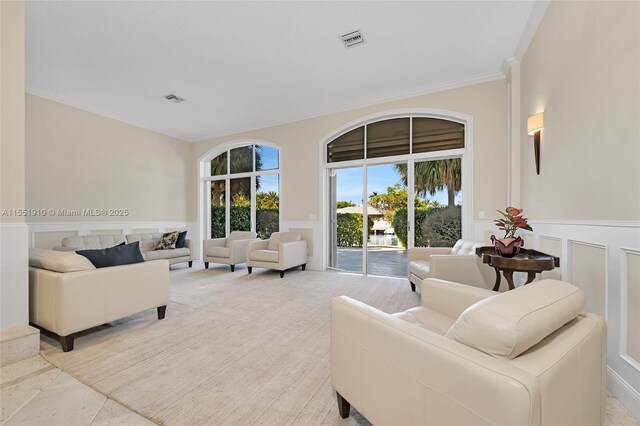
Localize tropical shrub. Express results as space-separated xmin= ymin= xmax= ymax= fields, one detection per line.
xmin=337 ymin=213 xmax=373 ymax=247
xmin=421 ymin=206 xmax=461 ymax=247
xmin=256 ymin=209 xmax=279 ymax=239
xmin=393 ymin=207 xmax=433 ymax=248
xmin=210 ymin=205 xmax=252 ymax=238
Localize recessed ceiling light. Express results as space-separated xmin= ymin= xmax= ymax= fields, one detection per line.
xmin=340 ymin=30 xmax=365 ymax=48
xmin=163 ymin=93 xmax=185 ymax=103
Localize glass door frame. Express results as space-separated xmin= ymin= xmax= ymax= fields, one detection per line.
xmin=321 ymin=110 xmax=473 ymax=273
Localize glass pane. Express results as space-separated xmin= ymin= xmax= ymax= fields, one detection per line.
xmin=210 ymin=180 xmax=226 ymax=238
xmin=366 ymin=118 xmax=410 ymax=159
xmin=256 ymin=145 xmax=279 ymax=171
xmin=367 ymin=163 xmax=406 ymax=277
xmin=412 ymin=118 xmax=464 ymax=153
xmin=230 ymin=177 xmax=251 ymax=232
xmin=256 ymin=174 xmax=279 ymax=239
xmin=210 ymin=152 xmax=227 ymax=176
xmin=334 ymin=167 xmax=363 ymax=273
xmin=327 ymin=127 xmax=364 ymax=163
xmin=230 ymin=145 xmax=253 ymax=174
xmin=414 ymin=159 xmax=462 ymax=247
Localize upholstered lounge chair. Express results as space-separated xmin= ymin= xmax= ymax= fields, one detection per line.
xmin=203 ymin=231 xmax=257 ymax=271
xmin=331 ymin=278 xmax=606 ymax=425
xmin=408 ymin=239 xmax=494 ymax=292
xmin=246 ymin=232 xmax=307 ymax=278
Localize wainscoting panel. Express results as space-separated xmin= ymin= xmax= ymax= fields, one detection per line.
xmin=569 ymin=241 xmax=607 ymax=318
xmin=623 ymin=249 xmax=640 ymax=367
xmin=281 ymin=220 xmax=321 ymax=270
xmin=473 ymin=220 xmax=640 ymax=419
xmin=539 ymin=236 xmax=562 ymax=280
xmin=33 ymin=230 xmax=77 ymax=249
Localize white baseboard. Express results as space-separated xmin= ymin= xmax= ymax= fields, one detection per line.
xmin=608 ymin=366 xmax=640 ymax=420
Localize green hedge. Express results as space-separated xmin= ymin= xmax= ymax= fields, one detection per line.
xmin=337 ymin=213 xmax=373 ymax=247
xmin=211 ymin=205 xmax=279 ymax=239
xmin=420 ymin=206 xmax=461 ymax=247
xmin=392 ymin=207 xmax=433 ymax=248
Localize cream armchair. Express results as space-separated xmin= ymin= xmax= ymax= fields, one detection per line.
xmin=246 ymin=232 xmax=307 ymax=278
xmin=331 ymin=278 xmax=606 ymax=425
xmin=408 ymin=239 xmax=494 ymax=292
xmin=203 ymin=231 xmax=257 ymax=272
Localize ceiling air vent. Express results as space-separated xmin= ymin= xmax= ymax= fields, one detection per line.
xmin=163 ymin=93 xmax=184 ymax=103
xmin=340 ymin=30 xmax=365 ymax=48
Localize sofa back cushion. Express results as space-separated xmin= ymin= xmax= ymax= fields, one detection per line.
xmin=126 ymin=233 xmax=164 ymax=252
xmin=445 ymin=279 xmax=585 ymax=359
xmin=62 ymin=235 xmax=126 ymax=250
xmin=76 ymin=241 xmax=145 ymax=268
xmin=267 ymin=232 xmax=301 ymax=251
xmin=29 ymin=248 xmax=96 ymax=272
xmin=449 ymin=239 xmax=483 ymax=256
xmin=225 ymin=231 xmax=257 ymax=247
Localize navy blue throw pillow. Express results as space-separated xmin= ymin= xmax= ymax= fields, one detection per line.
xmin=175 ymin=231 xmax=187 ymax=248
xmin=76 ymin=241 xmax=145 ymax=268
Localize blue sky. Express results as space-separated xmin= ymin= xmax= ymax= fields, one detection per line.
xmin=336 ymin=164 xmax=455 ymax=206
xmin=256 ymin=146 xmax=279 ymax=194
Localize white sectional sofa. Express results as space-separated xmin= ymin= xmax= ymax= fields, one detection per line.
xmin=56 ymin=233 xmax=192 ymax=268
xmin=29 ymin=249 xmax=170 ymax=352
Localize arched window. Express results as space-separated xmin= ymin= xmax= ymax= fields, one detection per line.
xmin=204 ymin=142 xmax=280 ymax=239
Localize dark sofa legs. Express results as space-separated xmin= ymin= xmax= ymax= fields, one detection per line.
xmin=59 ymin=334 xmax=74 ymax=352
xmin=157 ymin=305 xmax=167 ymax=320
xmin=230 ymin=264 xmax=235 ymax=272
xmin=280 ymin=271 xmax=285 ymax=278
xmin=248 ymin=267 xmax=252 ymax=274
xmin=188 ymin=261 xmax=193 ymax=268
xmin=204 ymin=262 xmax=209 ymax=269
xmin=410 ymin=282 xmax=416 ymax=292
xmin=336 ymin=392 xmax=351 ymax=419
xmin=302 ymin=264 xmax=306 ymax=271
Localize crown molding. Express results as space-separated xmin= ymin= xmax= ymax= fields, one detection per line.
xmin=513 ymin=0 xmax=550 ymax=61
xmin=25 ymin=86 xmax=191 ymax=143
xmin=189 ymin=72 xmax=505 ymax=142
xmin=501 ymin=57 xmax=520 ymax=77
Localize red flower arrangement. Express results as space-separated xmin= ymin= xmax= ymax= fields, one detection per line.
xmin=494 ymin=207 xmax=533 ymax=239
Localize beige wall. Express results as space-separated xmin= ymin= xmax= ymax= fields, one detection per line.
xmin=25 ymin=95 xmax=193 ymax=222
xmin=194 ymin=79 xmax=508 ymax=222
xmin=1 ymin=0 xmax=26 ymax=224
xmin=520 ymin=1 xmax=640 ymax=220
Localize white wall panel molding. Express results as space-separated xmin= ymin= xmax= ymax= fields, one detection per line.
xmin=620 ymin=247 xmax=640 ymax=374
xmin=474 ymin=219 xmax=640 ymax=416
xmin=28 ymin=221 xmax=197 ymax=250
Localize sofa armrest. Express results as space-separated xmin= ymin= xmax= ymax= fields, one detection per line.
xmin=331 ymin=296 xmax=538 ymax=426
xmin=53 ymin=246 xmax=77 ymax=252
xmin=429 ymin=255 xmax=494 ymax=290
xmin=421 ymin=278 xmax=496 ymax=318
xmin=246 ymin=239 xmax=269 ymax=263
xmin=183 ymin=239 xmax=192 ymax=250
xmin=279 ymin=240 xmax=307 ymax=269
xmin=408 ymin=247 xmax=451 ymax=261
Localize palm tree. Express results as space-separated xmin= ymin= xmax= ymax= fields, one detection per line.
xmin=256 ymin=191 xmax=279 ymax=209
xmin=395 ymin=158 xmax=461 ymax=207
xmin=210 ymin=146 xmax=263 ymax=204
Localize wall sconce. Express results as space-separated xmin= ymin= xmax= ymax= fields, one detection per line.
xmin=527 ymin=112 xmax=544 ymax=175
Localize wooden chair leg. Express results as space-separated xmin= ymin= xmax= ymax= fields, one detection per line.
xmin=247 ymin=267 xmax=252 ymax=274
xmin=59 ymin=334 xmax=75 ymax=352
xmin=336 ymin=392 xmax=351 ymax=419
xmin=301 ymin=264 xmax=306 ymax=271
xmin=410 ymin=282 xmax=416 ymax=292
xmin=157 ymin=305 xmax=167 ymax=320
xmin=230 ymin=264 xmax=235 ymax=272
xmin=204 ymin=262 xmax=209 ymax=269
xmin=188 ymin=261 xmax=193 ymax=268
xmin=280 ymin=271 xmax=285 ymax=278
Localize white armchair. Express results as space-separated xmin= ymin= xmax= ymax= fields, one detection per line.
xmin=408 ymin=239 xmax=494 ymax=292
xmin=246 ymin=232 xmax=307 ymax=278
xmin=203 ymin=231 xmax=257 ymax=272
xmin=331 ymin=278 xmax=606 ymax=425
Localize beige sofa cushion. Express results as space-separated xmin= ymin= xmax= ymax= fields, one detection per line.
xmin=61 ymin=235 xmax=126 ymax=250
xmin=449 ymin=240 xmax=482 ymax=256
xmin=29 ymin=248 xmax=95 ymax=272
xmin=126 ymin=233 xmax=164 ymax=252
xmin=250 ymin=249 xmax=279 ymax=263
xmin=408 ymin=260 xmax=430 ymax=280
xmin=225 ymin=231 xmax=256 ymax=247
xmin=446 ymin=279 xmax=585 ymax=359
xmin=267 ymin=232 xmax=301 ymax=251
xmin=143 ymin=248 xmax=190 ymax=261
xmin=206 ymin=246 xmax=231 ymax=258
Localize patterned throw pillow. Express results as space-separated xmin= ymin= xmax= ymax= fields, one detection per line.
xmin=156 ymin=231 xmax=180 ymax=250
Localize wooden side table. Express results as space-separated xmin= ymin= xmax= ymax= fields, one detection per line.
xmin=476 ymin=246 xmax=560 ymax=291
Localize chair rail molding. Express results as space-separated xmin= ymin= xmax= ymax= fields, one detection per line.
xmin=474 ymin=218 xmax=640 ymax=419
